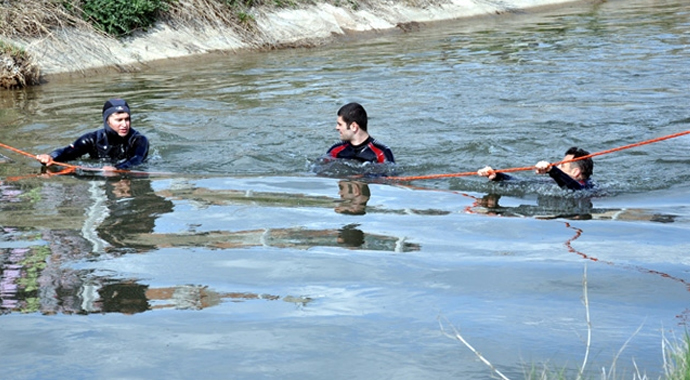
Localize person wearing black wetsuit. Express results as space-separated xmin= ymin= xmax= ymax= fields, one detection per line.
xmin=478 ymin=146 xmax=594 ymax=191
xmin=37 ymin=99 xmax=149 ymax=171
xmin=326 ymin=102 xmax=394 ymax=164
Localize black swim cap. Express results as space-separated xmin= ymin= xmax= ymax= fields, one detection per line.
xmin=102 ymin=98 xmax=130 ymax=123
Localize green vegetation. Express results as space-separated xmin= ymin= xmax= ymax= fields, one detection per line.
xmin=79 ymin=0 xmax=170 ymax=38
xmin=664 ymin=333 xmax=690 ymax=380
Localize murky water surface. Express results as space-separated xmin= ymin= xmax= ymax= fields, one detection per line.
xmin=1 ymin=0 xmax=690 ymax=378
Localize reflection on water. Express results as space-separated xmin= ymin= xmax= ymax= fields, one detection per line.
xmin=0 ymin=233 xmax=308 ymax=315
xmin=470 ymin=192 xmax=679 ymax=222
xmin=335 ymin=180 xmax=370 ymax=215
xmin=0 ymin=176 xmax=424 ymax=315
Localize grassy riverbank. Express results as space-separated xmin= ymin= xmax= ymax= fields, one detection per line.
xmin=1 ymin=0 xmax=583 ymax=86
xmin=0 ymin=0 xmax=437 ymax=88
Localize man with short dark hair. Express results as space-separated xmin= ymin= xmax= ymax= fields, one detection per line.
xmin=478 ymin=146 xmax=594 ymax=190
xmin=37 ymin=98 xmax=149 ymax=171
xmin=327 ymin=102 xmax=394 ymax=164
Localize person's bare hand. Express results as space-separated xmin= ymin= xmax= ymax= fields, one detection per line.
xmin=101 ymin=166 xmax=119 ymax=177
xmin=534 ymin=161 xmax=552 ymax=174
xmin=477 ymin=166 xmax=497 ymax=180
xmin=36 ymin=154 xmax=53 ymax=165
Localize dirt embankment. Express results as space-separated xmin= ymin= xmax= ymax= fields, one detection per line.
xmin=2 ymin=0 xmax=580 ymax=85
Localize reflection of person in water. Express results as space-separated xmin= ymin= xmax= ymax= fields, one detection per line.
xmin=105 ymin=179 xmax=419 ymax=252
xmin=97 ymin=281 xmax=150 ymax=314
xmin=337 ymin=224 xmax=366 ymax=247
xmin=84 ymin=278 xmax=290 ymax=314
xmin=96 ymin=177 xmax=174 ymax=252
xmin=472 ymin=193 xmax=677 ymax=222
xmin=335 ymin=180 xmax=371 ymax=215
xmin=473 ymin=193 xmax=595 ymax=220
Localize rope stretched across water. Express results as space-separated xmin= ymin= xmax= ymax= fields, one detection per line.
xmin=0 ymin=141 xmax=168 ymax=176
xmin=2 ymin=129 xmax=689 ymax=180
xmin=388 ymin=129 xmax=690 ymax=182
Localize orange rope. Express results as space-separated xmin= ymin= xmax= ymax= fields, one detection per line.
xmin=0 ymin=141 xmax=174 ymax=177
xmin=0 ymin=141 xmax=79 ymax=170
xmin=389 ymin=130 xmax=690 ymax=182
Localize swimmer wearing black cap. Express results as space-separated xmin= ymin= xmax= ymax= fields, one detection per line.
xmin=37 ymin=98 xmax=149 ymax=171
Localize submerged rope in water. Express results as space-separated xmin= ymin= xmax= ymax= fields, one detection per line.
xmin=388 ymin=129 xmax=690 ymax=182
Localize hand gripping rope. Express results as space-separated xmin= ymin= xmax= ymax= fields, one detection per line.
xmin=388 ymin=130 xmax=690 ymax=182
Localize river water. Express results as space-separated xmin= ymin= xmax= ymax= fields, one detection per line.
xmin=1 ymin=0 xmax=689 ymax=379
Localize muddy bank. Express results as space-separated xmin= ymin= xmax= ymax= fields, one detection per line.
xmin=6 ymin=0 xmax=582 ymax=79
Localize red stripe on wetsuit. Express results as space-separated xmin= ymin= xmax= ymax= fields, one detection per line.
xmin=367 ymin=142 xmax=386 ymax=163
xmin=329 ymin=144 xmax=348 ymax=158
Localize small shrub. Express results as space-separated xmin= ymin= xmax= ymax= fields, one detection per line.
xmin=0 ymin=41 xmax=40 ymax=89
xmin=80 ymin=0 xmax=169 ymax=37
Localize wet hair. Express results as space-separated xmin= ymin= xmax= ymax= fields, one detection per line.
xmin=337 ymin=102 xmax=368 ymax=132
xmin=102 ymin=98 xmax=130 ymax=123
xmin=565 ymin=146 xmax=593 ymax=180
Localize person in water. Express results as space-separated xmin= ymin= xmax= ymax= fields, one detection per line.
xmin=477 ymin=146 xmax=594 ymax=190
xmin=327 ymin=102 xmax=395 ymax=164
xmin=37 ymin=98 xmax=149 ymax=171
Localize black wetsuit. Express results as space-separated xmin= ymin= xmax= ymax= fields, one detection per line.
xmin=49 ymin=125 xmax=149 ymax=170
xmin=327 ymin=137 xmax=395 ymax=164
xmin=493 ymin=166 xmax=593 ymax=191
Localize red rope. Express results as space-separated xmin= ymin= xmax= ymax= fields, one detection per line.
xmin=389 ymin=130 xmax=690 ymax=182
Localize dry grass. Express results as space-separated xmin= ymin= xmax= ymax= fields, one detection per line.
xmin=0 ymin=1 xmax=95 ymax=38
xmin=0 ymin=1 xmax=95 ymax=88
xmin=440 ymin=264 xmax=690 ymax=380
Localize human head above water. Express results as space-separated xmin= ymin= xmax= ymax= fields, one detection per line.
xmin=337 ymin=102 xmax=368 ymax=132
xmin=102 ymin=98 xmax=131 ymax=124
xmin=563 ymin=146 xmax=593 ymax=180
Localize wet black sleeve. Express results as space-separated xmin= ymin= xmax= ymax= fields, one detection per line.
xmin=384 ymin=148 xmax=395 ymax=163
xmin=50 ymin=131 xmax=98 ymax=162
xmin=548 ymin=166 xmax=585 ymax=190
